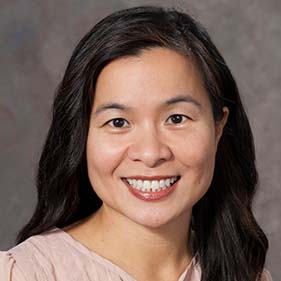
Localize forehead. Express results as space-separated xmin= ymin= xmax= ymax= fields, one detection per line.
xmin=94 ymin=47 xmax=208 ymax=106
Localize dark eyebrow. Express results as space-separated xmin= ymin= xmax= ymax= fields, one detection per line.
xmin=93 ymin=94 xmax=202 ymax=117
xmin=164 ymin=95 xmax=202 ymax=110
xmin=93 ymin=102 xmax=132 ymax=117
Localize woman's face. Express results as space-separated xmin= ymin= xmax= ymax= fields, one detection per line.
xmin=86 ymin=47 xmax=228 ymax=228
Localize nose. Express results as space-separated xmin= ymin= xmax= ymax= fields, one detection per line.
xmin=127 ymin=127 xmax=172 ymax=168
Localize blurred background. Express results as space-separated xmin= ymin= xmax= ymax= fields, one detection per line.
xmin=0 ymin=0 xmax=280 ymax=279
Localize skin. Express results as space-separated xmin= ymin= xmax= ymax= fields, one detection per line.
xmin=64 ymin=47 xmax=229 ymax=281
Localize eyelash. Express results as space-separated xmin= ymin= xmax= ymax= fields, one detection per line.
xmin=105 ymin=114 xmax=190 ymax=128
xmin=166 ymin=114 xmax=189 ymax=125
xmin=106 ymin=118 xmax=129 ymax=128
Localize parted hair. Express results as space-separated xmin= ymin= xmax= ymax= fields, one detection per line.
xmin=16 ymin=5 xmax=268 ymax=281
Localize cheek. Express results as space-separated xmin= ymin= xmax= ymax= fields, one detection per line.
xmin=86 ymin=131 xmax=126 ymax=177
xmin=179 ymin=123 xmax=216 ymax=157
xmin=177 ymin=125 xmax=217 ymax=182
xmin=174 ymin=126 xmax=217 ymax=208
xmin=86 ymin=131 xmax=127 ymax=203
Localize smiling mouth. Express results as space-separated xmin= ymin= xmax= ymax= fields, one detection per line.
xmin=122 ymin=176 xmax=181 ymax=192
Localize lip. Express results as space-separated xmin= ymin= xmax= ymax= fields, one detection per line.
xmin=122 ymin=176 xmax=180 ymax=202
xmin=124 ymin=175 xmax=179 ymax=181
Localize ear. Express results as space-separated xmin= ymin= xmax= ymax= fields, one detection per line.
xmin=215 ymin=106 xmax=229 ymax=146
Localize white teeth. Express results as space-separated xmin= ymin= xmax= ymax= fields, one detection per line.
xmin=151 ymin=180 xmax=159 ymax=191
xmin=159 ymin=179 xmax=165 ymax=188
xmin=125 ymin=176 xmax=179 ymax=192
xmin=143 ymin=180 xmax=150 ymax=191
xmin=165 ymin=178 xmax=171 ymax=186
xmin=137 ymin=180 xmax=142 ymax=189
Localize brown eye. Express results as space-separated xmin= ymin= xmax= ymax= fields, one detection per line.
xmin=106 ymin=118 xmax=129 ymax=128
xmin=167 ymin=114 xmax=188 ymax=124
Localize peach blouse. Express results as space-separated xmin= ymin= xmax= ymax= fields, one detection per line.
xmin=0 ymin=228 xmax=272 ymax=281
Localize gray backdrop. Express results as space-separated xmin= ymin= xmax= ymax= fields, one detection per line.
xmin=1 ymin=0 xmax=280 ymax=279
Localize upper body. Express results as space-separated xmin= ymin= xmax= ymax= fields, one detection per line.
xmin=0 ymin=227 xmax=272 ymax=281
xmin=0 ymin=227 xmax=199 ymax=281
xmin=5 ymin=5 xmax=272 ymax=281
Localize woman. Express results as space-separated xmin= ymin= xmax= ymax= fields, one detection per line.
xmin=0 ymin=5 xmax=272 ymax=281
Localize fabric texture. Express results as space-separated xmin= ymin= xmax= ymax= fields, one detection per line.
xmin=0 ymin=228 xmax=272 ymax=281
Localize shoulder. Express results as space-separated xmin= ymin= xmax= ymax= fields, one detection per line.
xmin=0 ymin=227 xmax=133 ymax=281
xmin=0 ymin=245 xmax=48 ymax=281
xmin=0 ymin=228 xmax=65 ymax=281
xmin=0 ymin=251 xmax=24 ymax=281
xmin=260 ymin=268 xmax=273 ymax=281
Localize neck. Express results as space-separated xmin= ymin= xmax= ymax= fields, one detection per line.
xmin=81 ymin=205 xmax=194 ymax=280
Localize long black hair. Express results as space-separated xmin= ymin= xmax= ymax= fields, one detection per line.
xmin=16 ymin=5 xmax=268 ymax=281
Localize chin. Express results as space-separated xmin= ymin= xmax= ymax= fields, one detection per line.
xmin=125 ymin=210 xmax=181 ymax=230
